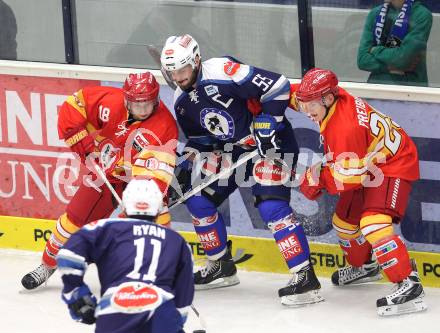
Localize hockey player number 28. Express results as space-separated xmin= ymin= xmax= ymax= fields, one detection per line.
xmin=126 ymin=238 xmax=162 ymax=282
xmin=369 ymin=112 xmax=402 ymax=155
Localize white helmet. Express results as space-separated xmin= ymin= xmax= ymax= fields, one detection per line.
xmin=122 ymin=179 xmax=163 ymax=217
xmin=161 ymin=34 xmax=201 ymax=71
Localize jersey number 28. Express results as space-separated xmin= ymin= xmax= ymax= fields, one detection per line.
xmin=370 ymin=111 xmax=402 ymax=155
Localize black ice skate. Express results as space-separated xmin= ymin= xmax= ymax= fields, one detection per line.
xmin=21 ymin=264 xmax=56 ymax=290
xmin=376 ymin=261 xmax=427 ymax=316
xmin=331 ymin=259 xmax=382 ymax=286
xmin=194 ymin=240 xmax=239 ymax=290
xmin=278 ymin=264 xmax=324 ymax=307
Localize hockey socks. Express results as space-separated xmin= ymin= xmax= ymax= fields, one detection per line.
xmin=186 ymin=196 xmax=239 ymax=289
xmin=372 ymin=235 xmax=412 ymax=283
xmin=186 ymin=195 xmax=228 ymax=259
xmin=259 ymin=200 xmax=310 ymax=271
xmin=43 ymin=213 xmax=80 ymax=268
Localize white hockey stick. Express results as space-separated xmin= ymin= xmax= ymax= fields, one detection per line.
xmin=169 ymin=149 xmax=258 ymax=210
xmin=90 ymin=159 xmax=123 ymax=206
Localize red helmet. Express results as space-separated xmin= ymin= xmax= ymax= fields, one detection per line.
xmin=296 ymin=68 xmax=338 ymax=102
xmin=123 ymin=72 xmax=159 ymax=103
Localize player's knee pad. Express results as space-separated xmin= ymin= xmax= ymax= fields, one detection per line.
xmin=360 ymin=213 xmax=394 ymax=245
xmin=186 ymin=194 xmax=217 ymax=218
xmin=43 ymin=213 xmax=80 ymax=268
xmin=259 ymin=202 xmax=310 ymax=273
xmin=186 ymin=195 xmax=228 ymax=260
xmin=257 ymin=199 xmax=292 ymax=225
xmin=372 ymin=234 xmax=412 ymax=283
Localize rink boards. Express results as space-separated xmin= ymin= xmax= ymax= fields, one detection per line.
xmin=1 ymin=215 xmax=439 ymax=288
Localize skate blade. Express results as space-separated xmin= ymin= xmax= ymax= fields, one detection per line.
xmin=377 ymin=296 xmax=428 ymax=316
xmin=340 ymin=273 xmax=383 ymax=286
xmin=195 ymin=275 xmax=240 ymax=291
xmin=280 ymin=289 xmax=325 ymax=307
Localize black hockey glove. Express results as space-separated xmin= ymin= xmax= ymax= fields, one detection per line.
xmin=253 ymin=114 xmax=283 ymax=158
xmin=168 ymin=161 xmax=192 ymax=203
xmin=62 ymin=284 xmax=97 ymax=325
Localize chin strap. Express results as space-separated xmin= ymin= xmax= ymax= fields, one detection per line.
xmin=321 ymin=94 xmax=336 ymax=122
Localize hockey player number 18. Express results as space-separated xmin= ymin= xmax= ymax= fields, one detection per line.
xmin=126 ymin=238 xmax=162 ymax=282
xmin=369 ymin=112 xmax=402 ymax=155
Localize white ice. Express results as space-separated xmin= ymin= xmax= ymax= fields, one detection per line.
xmin=2 ymin=249 xmax=439 ymax=333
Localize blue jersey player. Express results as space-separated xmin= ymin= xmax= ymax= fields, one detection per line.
xmin=160 ymin=34 xmax=323 ymax=306
xmin=56 ymin=179 xmax=194 ymax=333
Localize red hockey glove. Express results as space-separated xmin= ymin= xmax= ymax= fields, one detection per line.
xmin=64 ymin=127 xmax=95 ymax=163
xmin=300 ymin=164 xmax=325 ymax=201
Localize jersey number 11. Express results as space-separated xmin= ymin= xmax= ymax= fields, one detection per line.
xmin=126 ymin=238 xmax=162 ymax=282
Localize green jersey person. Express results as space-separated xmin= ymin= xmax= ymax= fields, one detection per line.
xmin=358 ymin=0 xmax=432 ymax=86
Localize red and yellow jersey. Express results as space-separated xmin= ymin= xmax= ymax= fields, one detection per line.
xmin=58 ymin=86 xmax=178 ymax=193
xmin=289 ymin=84 xmax=419 ymax=194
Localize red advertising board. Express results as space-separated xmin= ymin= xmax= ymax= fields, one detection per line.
xmin=0 ymin=74 xmax=100 ymax=218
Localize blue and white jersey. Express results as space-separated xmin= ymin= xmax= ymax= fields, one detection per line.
xmin=57 ymin=218 xmax=194 ymax=314
xmin=173 ymin=57 xmax=290 ymax=149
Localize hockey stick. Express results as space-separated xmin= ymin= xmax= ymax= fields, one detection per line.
xmin=169 ymin=149 xmax=259 ymax=210
xmin=147 ymin=44 xmax=177 ymax=90
xmin=89 ymin=159 xmax=207 ymax=331
xmin=190 ymin=304 xmax=207 ymax=333
xmin=89 ymin=159 xmax=123 ymax=206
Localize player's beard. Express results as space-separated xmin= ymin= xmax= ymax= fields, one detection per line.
xmin=178 ymin=67 xmax=199 ymax=91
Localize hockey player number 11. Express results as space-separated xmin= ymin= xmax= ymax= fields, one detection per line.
xmin=126 ymin=238 xmax=162 ymax=282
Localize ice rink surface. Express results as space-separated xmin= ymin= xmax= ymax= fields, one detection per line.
xmin=2 ymin=249 xmax=439 ymax=333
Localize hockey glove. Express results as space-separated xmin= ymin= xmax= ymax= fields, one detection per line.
xmin=64 ymin=127 xmax=95 ymax=163
xmin=62 ymin=284 xmax=97 ymax=325
xmin=168 ymin=156 xmax=193 ymax=203
xmin=253 ymin=114 xmax=283 ymax=158
xmin=300 ymin=163 xmax=325 ymax=201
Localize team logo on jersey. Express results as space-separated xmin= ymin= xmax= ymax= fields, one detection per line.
xmin=204 ymin=85 xmax=219 ymax=97
xmin=189 ymin=90 xmax=199 ymax=104
xmin=111 ymin=282 xmax=162 ymax=313
xmin=176 ymin=106 xmax=185 ymax=115
xmin=115 ymin=120 xmax=129 ymax=137
xmin=200 ymin=108 xmax=235 ymax=140
xmin=98 ymin=140 xmax=121 ymax=172
xmin=133 ymin=132 xmax=150 ymax=152
xmin=224 ymin=60 xmax=240 ymax=76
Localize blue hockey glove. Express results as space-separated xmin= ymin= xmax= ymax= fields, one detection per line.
xmin=62 ymin=284 xmax=97 ymax=325
xmin=253 ymin=114 xmax=283 ymax=158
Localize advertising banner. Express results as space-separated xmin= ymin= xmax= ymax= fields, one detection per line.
xmin=1 ymin=74 xmax=439 ymax=258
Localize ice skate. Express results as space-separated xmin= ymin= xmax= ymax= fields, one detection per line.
xmin=278 ymin=264 xmax=324 ymax=307
xmin=377 ymin=268 xmax=427 ymax=316
xmin=194 ymin=241 xmax=239 ymax=290
xmin=21 ymin=264 xmax=56 ymax=290
xmin=332 ymin=259 xmax=382 ymax=286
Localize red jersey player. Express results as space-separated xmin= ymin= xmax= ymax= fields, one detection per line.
xmin=21 ymin=72 xmax=178 ymax=290
xmin=290 ymin=68 xmax=426 ymax=316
